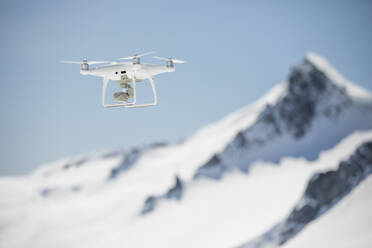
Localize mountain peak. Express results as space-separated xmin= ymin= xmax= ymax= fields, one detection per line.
xmin=304 ymin=52 xmax=372 ymax=100
xmin=194 ymin=53 xmax=372 ymax=179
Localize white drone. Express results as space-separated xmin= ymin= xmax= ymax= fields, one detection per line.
xmin=61 ymin=52 xmax=185 ymax=108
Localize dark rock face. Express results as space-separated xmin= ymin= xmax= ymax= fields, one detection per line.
xmin=239 ymin=141 xmax=372 ymax=248
xmin=63 ymin=158 xmax=89 ymax=170
xmin=194 ymin=57 xmax=355 ymax=179
xmin=165 ymin=176 xmax=183 ymax=200
xmin=235 ymin=131 xmax=249 ymax=148
xmin=279 ymin=60 xmax=349 ymax=138
xmin=280 ymin=62 xmax=323 ymax=138
xmin=109 ymin=142 xmax=168 ymax=180
xmin=141 ymin=175 xmax=184 ymax=215
xmin=279 ymin=92 xmax=315 ymax=138
xmin=288 ymin=204 xmax=319 ymax=225
xmin=109 ymin=148 xmax=141 ymax=179
xmin=193 ymin=155 xmax=226 ymax=179
xmin=101 ymin=149 xmax=126 ymax=159
xmin=40 ymin=184 xmax=82 ymax=197
xmin=260 ymin=105 xmax=281 ymax=136
xmin=304 ymin=171 xmax=348 ymax=206
xmin=202 ymin=155 xmax=221 ymax=169
xmin=142 ymin=196 xmax=157 ymax=214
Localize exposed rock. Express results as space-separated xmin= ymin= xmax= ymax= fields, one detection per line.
xmin=63 ymin=158 xmax=89 ymax=170
xmin=304 ymin=171 xmax=349 ymax=206
xmin=235 ymin=131 xmax=249 ymax=148
xmin=109 ymin=148 xmax=141 ymax=179
xmin=101 ymin=150 xmax=126 ymax=159
xmin=109 ymin=142 xmax=168 ymax=180
xmin=141 ymin=196 xmax=157 ymax=215
xmin=141 ymin=175 xmax=184 ymax=215
xmin=165 ymin=176 xmax=183 ymax=200
xmin=194 ymin=154 xmax=227 ymax=179
xmin=40 ymin=184 xmax=82 ymax=197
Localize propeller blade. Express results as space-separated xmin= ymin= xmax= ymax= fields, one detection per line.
xmin=152 ymin=56 xmax=186 ymax=63
xmin=152 ymin=56 xmax=168 ymax=61
xmin=87 ymin=61 xmax=111 ymax=65
xmin=137 ymin=51 xmax=156 ymax=57
xmin=172 ymin=59 xmax=186 ymax=64
xmin=119 ymin=51 xmax=156 ymax=60
xmin=60 ymin=60 xmax=111 ymax=65
xmin=119 ymin=56 xmax=134 ymax=60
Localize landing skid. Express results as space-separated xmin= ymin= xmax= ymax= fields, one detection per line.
xmin=102 ymin=75 xmax=157 ymax=108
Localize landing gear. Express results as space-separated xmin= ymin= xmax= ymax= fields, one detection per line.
xmin=101 ymin=73 xmax=157 ymax=108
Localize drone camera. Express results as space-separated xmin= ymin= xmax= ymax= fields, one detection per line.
xmin=113 ymin=92 xmax=129 ymax=102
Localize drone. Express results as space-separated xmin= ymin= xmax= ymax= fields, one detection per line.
xmin=61 ymin=52 xmax=185 ymax=108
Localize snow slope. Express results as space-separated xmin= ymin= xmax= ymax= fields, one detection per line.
xmin=237 ymin=136 xmax=372 ymax=248
xmin=284 ymin=175 xmax=372 ymax=248
xmin=1 ymin=131 xmax=371 ymax=248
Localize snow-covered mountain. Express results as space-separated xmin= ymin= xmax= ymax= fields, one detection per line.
xmin=195 ymin=52 xmax=372 ymax=179
xmin=141 ymin=52 xmax=372 ymax=214
xmin=0 ymin=53 xmax=371 ymax=248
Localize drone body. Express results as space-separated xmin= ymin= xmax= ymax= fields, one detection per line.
xmin=61 ymin=52 xmax=185 ymax=108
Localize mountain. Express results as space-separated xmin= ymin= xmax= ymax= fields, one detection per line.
xmin=0 ymin=53 xmax=371 ymax=248
xmin=141 ymin=52 xmax=372 ymax=214
xmin=195 ymin=52 xmax=372 ymax=179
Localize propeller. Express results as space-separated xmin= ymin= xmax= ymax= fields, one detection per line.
xmin=60 ymin=59 xmax=110 ymax=65
xmin=60 ymin=58 xmax=111 ymax=70
xmin=119 ymin=51 xmax=156 ymax=60
xmin=152 ymin=56 xmax=186 ymax=63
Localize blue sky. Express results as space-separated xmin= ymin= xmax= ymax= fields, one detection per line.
xmin=1 ymin=0 xmax=371 ymax=175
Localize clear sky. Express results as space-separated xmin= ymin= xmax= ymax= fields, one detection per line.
xmin=1 ymin=0 xmax=371 ymax=175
